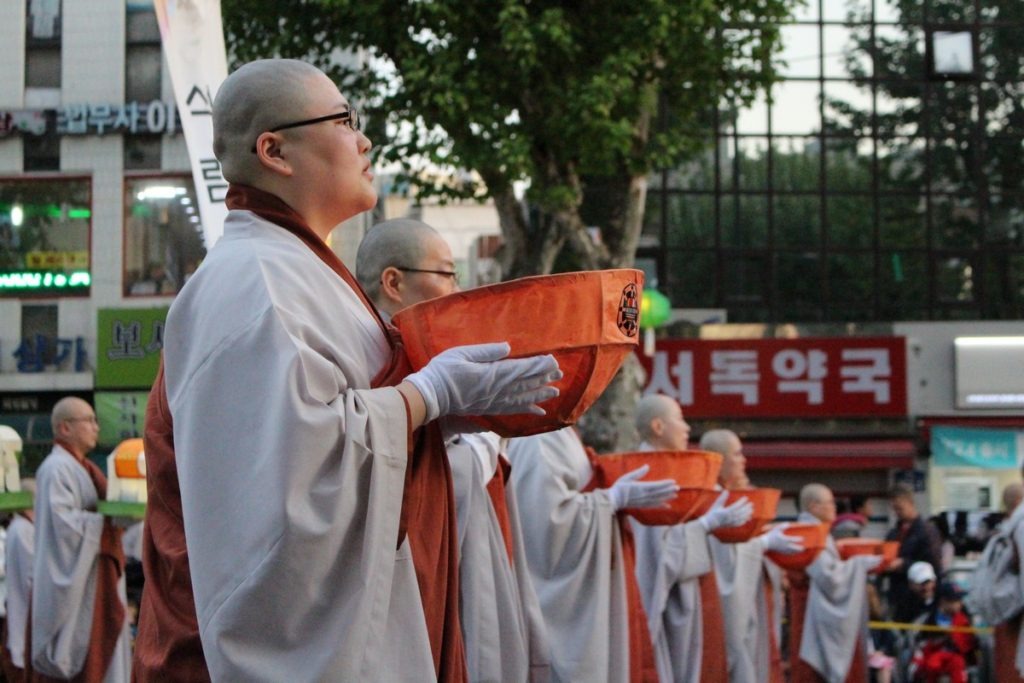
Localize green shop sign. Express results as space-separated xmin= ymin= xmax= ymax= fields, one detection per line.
xmin=931 ymin=425 xmax=1020 ymax=469
xmin=95 ymin=391 xmax=149 ymax=449
xmin=96 ymin=307 xmax=167 ymax=389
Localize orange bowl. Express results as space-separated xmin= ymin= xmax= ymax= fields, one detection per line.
xmin=112 ymin=438 xmax=146 ymax=479
xmin=836 ymin=538 xmax=899 ymax=573
xmin=594 ymin=451 xmax=723 ymax=525
xmin=710 ymin=488 xmax=781 ymax=543
xmin=764 ymin=522 xmax=830 ymax=570
xmin=392 ymin=269 xmax=643 ymax=437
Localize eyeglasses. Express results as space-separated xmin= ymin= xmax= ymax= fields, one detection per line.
xmin=251 ymin=108 xmax=360 ymax=153
xmin=396 ymin=267 xmax=460 ymax=285
xmin=65 ymin=416 xmax=98 ymax=425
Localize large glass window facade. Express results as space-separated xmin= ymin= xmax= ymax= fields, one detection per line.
xmin=642 ymin=0 xmax=1024 ymax=321
xmin=0 ymin=177 xmax=91 ymax=297
xmin=123 ymin=176 xmax=206 ymax=297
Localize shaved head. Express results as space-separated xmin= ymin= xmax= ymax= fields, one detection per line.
xmin=799 ymin=483 xmax=831 ymax=511
xmin=213 ymin=59 xmax=328 ymax=185
xmin=51 ymin=396 xmax=92 ymax=432
xmin=1003 ymin=482 xmax=1024 ymax=512
xmin=356 ymin=218 xmax=442 ymax=302
xmin=636 ymin=394 xmax=677 ymax=439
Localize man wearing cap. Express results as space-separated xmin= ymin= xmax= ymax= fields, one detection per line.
xmin=630 ymin=395 xmax=753 ymax=683
xmin=909 ymin=581 xmax=977 ymax=683
xmin=787 ymin=483 xmax=880 ymax=683
xmin=700 ymin=429 xmax=805 ymax=683
xmin=356 ymin=217 xmax=551 ymax=682
xmin=508 ymin=424 xmax=679 ymax=682
xmin=133 ymin=58 xmax=562 ymax=682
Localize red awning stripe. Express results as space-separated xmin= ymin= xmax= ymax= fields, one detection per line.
xmin=741 ymin=439 xmax=917 ymax=471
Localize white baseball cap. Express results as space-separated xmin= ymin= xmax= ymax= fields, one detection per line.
xmin=908 ymin=561 xmax=936 ymax=584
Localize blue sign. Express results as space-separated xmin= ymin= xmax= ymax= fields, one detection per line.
xmin=931 ymin=426 xmax=1019 ymax=469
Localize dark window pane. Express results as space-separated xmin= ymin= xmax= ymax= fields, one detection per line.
xmin=774 ymin=194 xmax=820 ymax=249
xmin=773 ymin=137 xmax=820 ymax=191
xmin=736 ymin=138 xmax=769 ymax=191
xmin=641 ymin=190 xmax=663 ymax=247
xmin=825 ymin=137 xmax=872 ymax=192
xmin=984 ymin=250 xmax=1024 ymax=319
xmin=932 ymin=194 xmax=980 ymax=249
xmin=983 ymin=137 xmax=1024 ymax=192
xmin=665 ymin=194 xmax=715 ymax=248
xmin=935 ymin=253 xmax=976 ymax=303
xmin=879 ymin=251 xmax=928 ymax=318
xmin=665 ymin=250 xmax=716 ymax=307
xmin=722 ymin=194 xmax=768 ymax=248
xmin=23 ymin=113 xmax=60 ymax=171
xmin=878 ymin=138 xmax=925 ymax=192
xmin=126 ymin=4 xmax=160 ymax=43
xmin=665 ymin=156 xmax=715 ymax=191
xmin=25 ymin=47 xmax=61 ymax=88
xmin=124 ymin=136 xmax=162 ymax=171
xmin=126 ymin=45 xmax=162 ymax=102
xmin=987 ymin=193 xmax=1024 ymax=248
xmin=826 ymin=252 xmax=875 ymax=319
xmin=879 ymin=195 xmax=926 ymax=247
xmin=723 ymin=252 xmax=767 ymax=303
xmin=827 ymin=196 xmax=873 ymax=248
xmin=123 ymin=176 xmax=207 ymax=297
xmin=775 ymin=251 xmax=823 ymax=321
xmin=0 ymin=178 xmax=91 ymax=297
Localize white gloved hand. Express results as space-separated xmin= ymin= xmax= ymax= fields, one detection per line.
xmin=405 ymin=342 xmax=562 ymax=422
xmin=699 ymin=490 xmax=754 ymax=532
xmin=858 ymin=555 xmax=884 ymax=572
xmin=607 ymin=465 xmax=679 ymax=511
xmin=760 ymin=523 xmax=805 ymax=554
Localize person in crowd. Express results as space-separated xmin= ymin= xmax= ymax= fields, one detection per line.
xmin=630 ymin=394 xmax=753 ymax=683
xmin=787 ymin=483 xmax=880 ymax=683
xmin=832 ymin=494 xmax=869 ymax=539
xmin=993 ymin=475 xmax=1024 ymax=682
xmin=132 ymin=58 xmax=562 ymax=682
xmin=884 ymin=484 xmax=943 ymax=623
xmin=30 ymin=398 xmax=130 ymax=682
xmin=909 ymin=582 xmax=977 ymax=683
xmin=902 ymin=561 xmax=938 ymax=624
xmin=700 ymin=429 xmax=804 ymax=683
xmin=507 ymin=424 xmax=678 ymax=682
xmin=2 ymin=478 xmax=34 ymax=682
xmin=356 ymin=217 xmax=551 ymax=682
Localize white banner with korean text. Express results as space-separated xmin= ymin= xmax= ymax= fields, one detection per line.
xmin=154 ymin=0 xmax=229 ymax=247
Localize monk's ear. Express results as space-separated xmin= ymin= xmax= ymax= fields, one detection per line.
xmin=253 ymin=133 xmax=293 ymax=177
xmin=650 ymin=417 xmax=665 ymax=437
xmin=379 ymin=266 xmax=405 ymax=304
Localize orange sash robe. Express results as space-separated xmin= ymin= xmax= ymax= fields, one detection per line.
xmin=132 ymin=185 xmax=467 ymax=682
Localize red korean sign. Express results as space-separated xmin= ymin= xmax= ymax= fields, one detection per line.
xmin=637 ymin=337 xmax=907 ymax=418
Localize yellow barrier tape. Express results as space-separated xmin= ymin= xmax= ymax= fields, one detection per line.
xmin=868 ymin=620 xmax=992 ymax=635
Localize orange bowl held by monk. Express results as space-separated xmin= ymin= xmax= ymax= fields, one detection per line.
xmin=764 ymin=522 xmax=829 ymax=570
xmin=595 ymin=450 xmax=723 ymax=525
xmin=710 ymin=488 xmax=782 ymax=543
xmin=392 ymin=269 xmax=643 ymax=437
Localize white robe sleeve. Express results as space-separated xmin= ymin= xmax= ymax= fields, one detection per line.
xmin=632 ymin=520 xmax=710 ymax=683
xmin=507 ymin=428 xmax=630 ymax=683
xmin=1014 ymin=511 xmax=1024 ymax=677
xmin=30 ymin=452 xmax=104 ymax=679
xmin=800 ymin=538 xmax=872 ymax=683
xmin=6 ymin=516 xmax=34 ymax=669
xmin=710 ymin=536 xmax=769 ymax=683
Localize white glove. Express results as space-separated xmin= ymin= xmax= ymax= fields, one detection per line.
xmin=760 ymin=523 xmax=805 ymax=554
xmin=406 ymin=342 xmax=562 ymax=422
xmin=699 ymin=490 xmax=753 ymax=532
xmin=607 ymin=465 xmax=679 ymax=511
xmin=858 ymin=555 xmax=884 ymax=572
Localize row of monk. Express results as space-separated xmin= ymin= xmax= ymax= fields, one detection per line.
xmin=3 ymin=56 xmax=1022 ymax=683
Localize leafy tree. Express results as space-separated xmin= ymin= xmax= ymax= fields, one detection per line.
xmin=222 ymin=0 xmax=796 ymax=449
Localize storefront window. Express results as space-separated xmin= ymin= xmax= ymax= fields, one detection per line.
xmin=123 ymin=176 xmax=206 ymax=297
xmin=0 ymin=177 xmax=91 ymax=297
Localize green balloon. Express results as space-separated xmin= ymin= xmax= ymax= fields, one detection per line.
xmin=640 ymin=289 xmax=672 ymax=329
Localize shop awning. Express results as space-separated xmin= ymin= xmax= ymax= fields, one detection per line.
xmin=742 ymin=439 xmax=918 ymax=471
